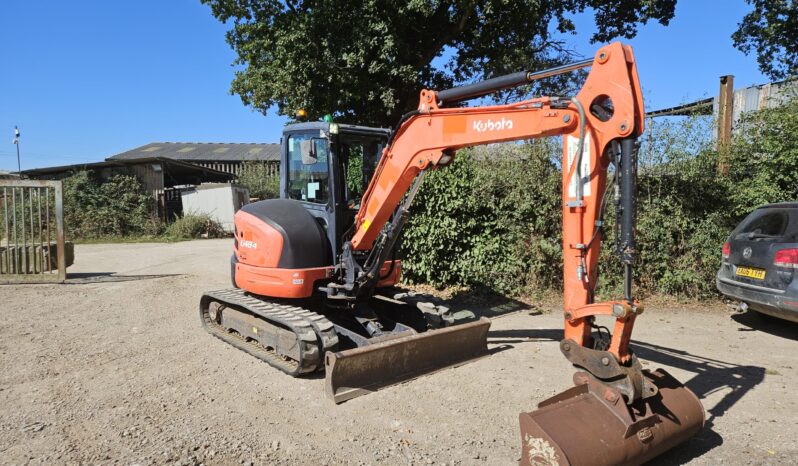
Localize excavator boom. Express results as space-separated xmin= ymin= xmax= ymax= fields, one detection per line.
xmin=345 ymin=43 xmax=648 ymax=367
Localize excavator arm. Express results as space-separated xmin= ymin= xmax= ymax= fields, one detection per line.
xmin=348 ymin=42 xmax=644 ymax=370
xmin=335 ymin=42 xmax=703 ymax=465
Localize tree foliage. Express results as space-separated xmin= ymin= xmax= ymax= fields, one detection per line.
xmin=202 ymin=0 xmax=675 ymax=126
xmin=733 ymin=0 xmax=797 ymax=80
xmin=726 ymin=88 xmax=798 ymax=213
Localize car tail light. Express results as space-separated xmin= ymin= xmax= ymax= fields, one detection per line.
xmin=774 ymin=248 xmax=798 ymax=268
xmin=722 ymin=241 xmax=730 ymax=259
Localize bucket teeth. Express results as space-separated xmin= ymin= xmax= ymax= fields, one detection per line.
xmin=325 ymin=318 xmax=491 ymax=403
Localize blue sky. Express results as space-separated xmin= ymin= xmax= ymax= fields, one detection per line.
xmin=0 ymin=0 xmax=766 ymax=171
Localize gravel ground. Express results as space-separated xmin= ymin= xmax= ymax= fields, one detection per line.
xmin=0 ymin=239 xmax=796 ymax=465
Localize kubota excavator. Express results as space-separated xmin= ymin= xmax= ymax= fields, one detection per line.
xmin=200 ymin=42 xmax=704 ymax=465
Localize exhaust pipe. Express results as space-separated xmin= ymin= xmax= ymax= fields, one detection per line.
xmin=738 ymin=301 xmax=749 ymax=312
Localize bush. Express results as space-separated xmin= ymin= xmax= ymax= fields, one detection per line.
xmin=595 ymin=148 xmax=733 ymax=299
xmin=615 ymin=90 xmax=798 ymax=299
xmin=401 ymin=141 xmax=561 ymax=295
xmin=238 ymin=161 xmax=279 ymax=199
xmin=400 ymin=90 xmax=798 ymax=300
xmin=164 ymin=214 xmax=226 ymax=240
xmin=63 ymin=171 xmax=160 ymax=239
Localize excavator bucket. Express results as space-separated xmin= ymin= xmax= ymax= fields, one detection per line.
xmin=325 ymin=317 xmax=491 ymax=403
xmin=518 ymin=369 xmax=704 ymax=466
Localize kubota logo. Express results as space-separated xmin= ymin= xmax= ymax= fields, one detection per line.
xmin=241 ymin=240 xmax=257 ymax=249
xmin=473 ymin=118 xmax=514 ymax=132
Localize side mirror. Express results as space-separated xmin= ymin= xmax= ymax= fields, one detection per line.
xmin=300 ymin=139 xmax=317 ymax=165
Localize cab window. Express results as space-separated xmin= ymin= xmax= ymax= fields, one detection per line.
xmin=287 ymin=134 xmax=330 ymax=204
xmin=338 ymin=135 xmax=385 ymax=209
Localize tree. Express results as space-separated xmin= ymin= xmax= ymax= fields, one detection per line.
xmin=202 ymin=0 xmax=675 ymax=127
xmin=727 ymin=88 xmax=798 ymax=214
xmin=732 ymin=0 xmax=797 ymax=80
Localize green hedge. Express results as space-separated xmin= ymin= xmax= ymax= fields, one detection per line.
xmin=54 ymin=92 xmax=797 ymax=300
xmin=400 ymin=142 xmax=562 ymax=295
xmin=400 ymin=92 xmax=798 ymax=299
xmin=63 ymin=170 xmax=160 ymax=239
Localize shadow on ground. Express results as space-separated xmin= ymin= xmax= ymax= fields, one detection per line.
xmin=632 ymin=340 xmax=765 ymax=464
xmin=485 ymin=326 xmax=765 ymax=464
xmin=731 ymin=310 xmax=798 ymax=340
xmin=487 ymin=328 xmax=561 ymax=345
xmin=386 ymin=286 xmax=536 ymax=318
xmin=449 ymin=289 xmax=541 ymax=318
xmin=67 ymin=272 xmax=182 ymax=284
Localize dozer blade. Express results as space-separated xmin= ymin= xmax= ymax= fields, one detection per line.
xmin=518 ymin=369 xmax=704 ymax=466
xmin=325 ymin=317 xmax=491 ymax=403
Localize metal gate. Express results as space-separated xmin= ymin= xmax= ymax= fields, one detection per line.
xmin=0 ymin=180 xmax=66 ymax=283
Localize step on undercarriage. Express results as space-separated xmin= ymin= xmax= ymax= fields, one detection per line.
xmin=199 ymin=288 xmax=491 ymax=402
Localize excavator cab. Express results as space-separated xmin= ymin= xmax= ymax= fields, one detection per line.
xmin=279 ymin=122 xmax=390 ymax=261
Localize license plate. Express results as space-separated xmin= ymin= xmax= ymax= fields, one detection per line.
xmin=736 ymin=266 xmax=766 ymax=280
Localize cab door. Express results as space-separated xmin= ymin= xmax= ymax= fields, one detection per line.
xmin=282 ymin=131 xmax=338 ymax=259
xmin=330 ymin=131 xmax=387 ymax=258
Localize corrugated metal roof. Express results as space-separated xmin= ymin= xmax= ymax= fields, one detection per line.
xmin=21 ymin=157 xmax=235 ymax=185
xmin=107 ymin=142 xmax=281 ymax=162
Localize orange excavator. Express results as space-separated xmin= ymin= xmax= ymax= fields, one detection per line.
xmin=200 ymin=42 xmax=704 ymax=465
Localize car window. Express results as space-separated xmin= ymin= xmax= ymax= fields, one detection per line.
xmin=734 ymin=209 xmax=794 ymax=241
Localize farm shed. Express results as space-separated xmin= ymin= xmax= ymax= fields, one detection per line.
xmin=21 ymin=157 xmax=234 ymax=221
xmin=107 ymin=142 xmax=281 ymax=178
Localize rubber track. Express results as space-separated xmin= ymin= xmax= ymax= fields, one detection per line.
xmin=200 ymin=289 xmax=338 ymax=376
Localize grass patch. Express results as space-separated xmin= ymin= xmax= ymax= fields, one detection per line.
xmin=73 ymin=235 xmax=167 ymax=245
xmin=163 ymin=214 xmax=226 ymax=241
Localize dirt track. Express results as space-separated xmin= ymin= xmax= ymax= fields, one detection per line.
xmin=1 ymin=239 xmax=796 ymax=465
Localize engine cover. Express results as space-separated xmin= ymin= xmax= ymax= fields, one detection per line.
xmin=232 ymin=199 xmax=334 ymax=298
xmin=234 ymin=199 xmax=332 ymax=269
